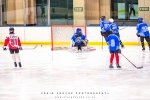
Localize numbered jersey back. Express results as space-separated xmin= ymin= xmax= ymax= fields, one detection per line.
xmin=9 ymin=35 xmax=19 ymax=47
xmin=4 ymin=34 xmax=21 ymax=50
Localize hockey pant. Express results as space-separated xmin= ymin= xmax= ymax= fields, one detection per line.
xmin=103 ymin=31 xmax=112 ymax=41
xmin=140 ymin=36 xmax=150 ymax=49
xmin=101 ymin=31 xmax=112 ymax=45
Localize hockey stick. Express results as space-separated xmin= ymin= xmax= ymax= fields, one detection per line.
xmin=119 ymin=27 xmax=126 ymax=30
xmin=121 ymin=53 xmax=143 ymax=69
xmin=3 ymin=44 xmax=38 ymax=51
xmin=101 ymin=36 xmax=103 ymax=49
xmin=23 ymin=44 xmax=38 ymax=50
xmin=136 ymin=37 xmax=140 ymax=46
xmin=119 ymin=26 xmax=130 ymax=30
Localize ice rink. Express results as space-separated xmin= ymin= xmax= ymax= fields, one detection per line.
xmin=0 ymin=45 xmax=150 ymax=100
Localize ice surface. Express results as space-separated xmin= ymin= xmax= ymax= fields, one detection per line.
xmin=0 ymin=45 xmax=150 ymax=100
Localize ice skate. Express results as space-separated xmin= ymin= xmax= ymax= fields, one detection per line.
xmin=19 ymin=62 xmax=22 ymax=68
xmin=14 ymin=62 xmax=17 ymax=67
xmin=142 ymin=48 xmax=145 ymax=51
xmin=121 ymin=45 xmax=124 ymax=48
xmin=116 ymin=63 xmax=121 ymax=69
xmin=109 ymin=63 xmax=114 ymax=69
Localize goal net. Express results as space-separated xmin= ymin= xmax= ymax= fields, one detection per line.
xmin=51 ymin=26 xmax=87 ymax=51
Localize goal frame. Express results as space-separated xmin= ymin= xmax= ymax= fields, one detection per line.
xmin=51 ymin=25 xmax=87 ymax=51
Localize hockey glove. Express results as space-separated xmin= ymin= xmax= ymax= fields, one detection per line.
xmin=84 ymin=39 xmax=88 ymax=44
xmin=19 ymin=46 xmax=22 ymax=50
xmin=118 ymin=49 xmax=121 ymax=54
xmin=136 ymin=33 xmax=140 ymax=37
xmin=3 ymin=46 xmax=7 ymax=50
xmin=70 ymin=40 xmax=75 ymax=47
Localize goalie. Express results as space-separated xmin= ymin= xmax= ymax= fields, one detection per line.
xmin=70 ymin=28 xmax=88 ymax=52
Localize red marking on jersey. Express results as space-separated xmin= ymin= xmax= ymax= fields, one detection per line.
xmin=4 ymin=34 xmax=21 ymax=50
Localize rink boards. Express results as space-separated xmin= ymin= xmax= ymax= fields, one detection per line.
xmin=0 ymin=26 xmax=149 ymax=46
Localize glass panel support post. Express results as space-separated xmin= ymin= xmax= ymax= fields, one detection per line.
xmin=0 ymin=0 xmax=2 ymax=25
xmin=47 ymin=0 xmax=50 ymax=26
xmin=23 ymin=0 xmax=26 ymax=26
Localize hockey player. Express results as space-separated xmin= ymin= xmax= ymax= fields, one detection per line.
xmin=106 ymin=32 xmax=121 ymax=69
xmin=3 ymin=27 xmax=22 ymax=67
xmin=100 ymin=16 xmax=112 ymax=41
xmin=109 ymin=18 xmax=124 ymax=48
xmin=71 ymin=28 xmax=88 ymax=52
xmin=136 ymin=17 xmax=150 ymax=51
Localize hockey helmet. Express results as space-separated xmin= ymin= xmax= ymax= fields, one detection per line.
xmin=76 ymin=28 xmax=82 ymax=33
xmin=109 ymin=18 xmax=114 ymax=23
xmin=138 ymin=17 xmax=143 ymax=23
xmin=9 ymin=27 xmax=14 ymax=33
xmin=100 ymin=16 xmax=106 ymax=21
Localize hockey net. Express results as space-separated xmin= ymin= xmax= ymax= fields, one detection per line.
xmin=51 ymin=25 xmax=87 ymax=51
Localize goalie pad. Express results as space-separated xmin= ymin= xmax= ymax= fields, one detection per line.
xmin=70 ymin=38 xmax=88 ymax=46
xmin=68 ymin=46 xmax=93 ymax=53
xmin=70 ymin=40 xmax=75 ymax=47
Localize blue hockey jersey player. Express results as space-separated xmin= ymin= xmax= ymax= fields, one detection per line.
xmin=136 ymin=17 xmax=150 ymax=51
xmin=71 ymin=28 xmax=88 ymax=51
xmin=100 ymin=16 xmax=112 ymax=41
xmin=109 ymin=18 xmax=124 ymax=47
xmin=106 ymin=32 xmax=121 ymax=69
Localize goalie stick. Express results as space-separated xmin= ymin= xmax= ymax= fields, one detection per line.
xmin=121 ymin=53 xmax=143 ymax=69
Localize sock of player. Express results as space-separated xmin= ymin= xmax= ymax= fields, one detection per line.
xmin=141 ymin=41 xmax=145 ymax=49
xmin=110 ymin=53 xmax=114 ymax=63
xmin=15 ymin=53 xmax=21 ymax=62
xmin=78 ymin=45 xmax=81 ymax=50
xmin=11 ymin=54 xmax=16 ymax=62
xmin=115 ymin=54 xmax=119 ymax=64
xmin=148 ymin=41 xmax=150 ymax=48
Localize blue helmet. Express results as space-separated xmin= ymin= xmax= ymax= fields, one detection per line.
xmin=76 ymin=28 xmax=82 ymax=34
xmin=138 ymin=18 xmax=143 ymax=23
xmin=101 ymin=16 xmax=106 ymax=21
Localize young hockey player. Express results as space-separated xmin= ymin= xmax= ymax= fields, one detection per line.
xmin=3 ymin=27 xmax=22 ymax=67
xmin=100 ymin=16 xmax=112 ymax=41
xmin=71 ymin=28 xmax=88 ymax=52
xmin=136 ymin=17 xmax=150 ymax=51
xmin=106 ymin=32 xmax=121 ymax=69
xmin=109 ymin=18 xmax=124 ymax=48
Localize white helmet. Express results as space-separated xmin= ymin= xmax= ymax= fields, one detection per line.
xmin=109 ymin=18 xmax=114 ymax=23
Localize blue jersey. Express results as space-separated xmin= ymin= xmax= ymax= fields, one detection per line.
xmin=71 ymin=33 xmax=86 ymax=45
xmin=106 ymin=34 xmax=120 ymax=51
xmin=136 ymin=22 xmax=150 ymax=37
xmin=110 ymin=23 xmax=119 ymax=34
xmin=100 ymin=20 xmax=111 ymax=32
